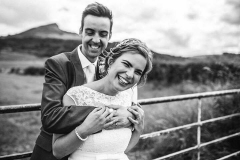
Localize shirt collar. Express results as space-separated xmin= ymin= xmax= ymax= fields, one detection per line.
xmin=77 ymin=45 xmax=98 ymax=69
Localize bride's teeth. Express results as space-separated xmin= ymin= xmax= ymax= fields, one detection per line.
xmin=121 ymin=78 xmax=127 ymax=83
xmin=119 ymin=76 xmax=129 ymax=85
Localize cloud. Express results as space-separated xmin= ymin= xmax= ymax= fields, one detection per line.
xmin=0 ymin=0 xmax=239 ymax=56
xmin=222 ymin=0 xmax=240 ymax=25
xmin=161 ymin=29 xmax=190 ymax=48
xmin=0 ymin=0 xmax=51 ymax=26
xmin=187 ymin=12 xmax=198 ymax=20
xmin=58 ymin=7 xmax=69 ymax=12
xmin=135 ymin=7 xmax=158 ymax=23
xmin=0 ymin=0 xmax=58 ymax=35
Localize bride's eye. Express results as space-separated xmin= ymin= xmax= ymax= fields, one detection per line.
xmin=122 ymin=60 xmax=131 ymax=68
xmin=135 ymin=70 xmax=142 ymax=76
xmin=122 ymin=62 xmax=130 ymax=68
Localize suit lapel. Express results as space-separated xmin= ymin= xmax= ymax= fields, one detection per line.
xmin=69 ymin=47 xmax=85 ymax=86
xmin=69 ymin=46 xmax=108 ymax=83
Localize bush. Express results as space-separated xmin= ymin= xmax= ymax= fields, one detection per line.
xmin=148 ymin=62 xmax=240 ymax=86
xmin=23 ymin=66 xmax=45 ymax=76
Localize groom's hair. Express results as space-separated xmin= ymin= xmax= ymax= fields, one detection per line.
xmin=80 ymin=2 xmax=113 ymax=33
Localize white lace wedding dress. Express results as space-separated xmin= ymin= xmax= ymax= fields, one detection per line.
xmin=66 ymin=86 xmax=133 ymax=160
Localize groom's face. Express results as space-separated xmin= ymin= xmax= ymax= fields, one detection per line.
xmin=80 ymin=15 xmax=112 ymax=63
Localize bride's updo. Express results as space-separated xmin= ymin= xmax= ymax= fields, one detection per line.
xmin=105 ymin=38 xmax=153 ymax=85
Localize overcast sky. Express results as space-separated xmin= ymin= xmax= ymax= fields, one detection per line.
xmin=0 ymin=0 xmax=239 ymax=57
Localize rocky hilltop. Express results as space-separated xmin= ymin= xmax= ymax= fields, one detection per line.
xmin=11 ymin=23 xmax=81 ymax=40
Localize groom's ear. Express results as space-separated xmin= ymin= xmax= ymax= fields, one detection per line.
xmin=79 ymin=28 xmax=83 ymax=38
xmin=79 ymin=33 xmax=82 ymax=40
xmin=109 ymin=32 xmax=112 ymax=40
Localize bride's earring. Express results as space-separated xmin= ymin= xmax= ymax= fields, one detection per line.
xmin=107 ymin=60 xmax=113 ymax=75
xmin=106 ymin=66 xmax=111 ymax=75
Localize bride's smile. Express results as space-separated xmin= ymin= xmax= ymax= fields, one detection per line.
xmin=106 ymin=51 xmax=147 ymax=94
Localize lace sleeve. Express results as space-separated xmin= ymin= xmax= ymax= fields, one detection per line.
xmin=66 ymin=86 xmax=82 ymax=105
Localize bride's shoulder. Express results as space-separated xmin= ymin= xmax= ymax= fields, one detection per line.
xmin=119 ymin=88 xmax=133 ymax=98
xmin=67 ymin=85 xmax=89 ymax=94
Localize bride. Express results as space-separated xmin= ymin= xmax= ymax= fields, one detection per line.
xmin=52 ymin=38 xmax=153 ymax=160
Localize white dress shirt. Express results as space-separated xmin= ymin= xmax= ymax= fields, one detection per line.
xmin=77 ymin=46 xmax=98 ymax=84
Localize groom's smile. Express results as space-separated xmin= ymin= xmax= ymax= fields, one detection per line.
xmin=88 ymin=41 xmax=102 ymax=52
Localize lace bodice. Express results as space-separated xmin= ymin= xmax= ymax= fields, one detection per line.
xmin=66 ymin=86 xmax=133 ymax=156
xmin=67 ymin=86 xmax=133 ymax=107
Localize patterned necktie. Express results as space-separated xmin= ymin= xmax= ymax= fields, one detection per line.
xmin=86 ymin=63 xmax=95 ymax=83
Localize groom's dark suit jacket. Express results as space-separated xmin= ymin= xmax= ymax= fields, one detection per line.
xmin=31 ymin=47 xmax=104 ymax=160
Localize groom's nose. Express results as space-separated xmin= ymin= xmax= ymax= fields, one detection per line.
xmin=92 ymin=34 xmax=100 ymax=43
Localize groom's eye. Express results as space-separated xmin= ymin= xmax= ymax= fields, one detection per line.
xmin=86 ymin=29 xmax=94 ymax=35
xmin=99 ymin=31 xmax=108 ymax=37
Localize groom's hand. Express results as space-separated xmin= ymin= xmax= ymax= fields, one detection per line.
xmin=104 ymin=105 xmax=134 ymax=130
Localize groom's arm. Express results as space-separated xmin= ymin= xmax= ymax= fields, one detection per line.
xmin=41 ymin=57 xmax=95 ymax=134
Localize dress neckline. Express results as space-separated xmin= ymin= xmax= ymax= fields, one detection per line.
xmin=80 ymin=85 xmax=121 ymax=98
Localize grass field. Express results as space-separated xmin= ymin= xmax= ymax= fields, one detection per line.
xmin=0 ymin=52 xmax=46 ymax=70
xmin=0 ymin=73 xmax=44 ymax=156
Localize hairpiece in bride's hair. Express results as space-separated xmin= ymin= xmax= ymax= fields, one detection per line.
xmin=109 ymin=38 xmax=150 ymax=56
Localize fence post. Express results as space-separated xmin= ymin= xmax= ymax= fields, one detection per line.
xmin=197 ymin=98 xmax=202 ymax=160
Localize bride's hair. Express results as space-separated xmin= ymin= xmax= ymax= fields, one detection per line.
xmin=105 ymin=38 xmax=153 ymax=85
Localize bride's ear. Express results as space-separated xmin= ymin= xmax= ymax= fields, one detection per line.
xmin=108 ymin=57 xmax=114 ymax=67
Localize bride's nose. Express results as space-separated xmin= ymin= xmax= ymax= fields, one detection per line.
xmin=126 ymin=69 xmax=134 ymax=79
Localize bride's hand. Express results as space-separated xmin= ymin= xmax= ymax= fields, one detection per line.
xmin=78 ymin=106 xmax=112 ymax=137
xmin=104 ymin=105 xmax=134 ymax=130
xmin=127 ymin=104 xmax=144 ymax=133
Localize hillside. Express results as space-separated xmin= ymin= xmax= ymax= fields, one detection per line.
xmin=10 ymin=23 xmax=81 ymax=40
xmin=1 ymin=23 xmax=240 ymax=64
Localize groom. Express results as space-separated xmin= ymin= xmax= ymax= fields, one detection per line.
xmin=30 ymin=2 xmax=137 ymax=160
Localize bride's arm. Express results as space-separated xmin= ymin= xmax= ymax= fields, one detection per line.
xmin=52 ymin=94 xmax=89 ymax=159
xmin=52 ymin=94 xmax=112 ymax=159
xmin=124 ymin=104 xmax=144 ymax=153
xmin=52 ymin=126 xmax=89 ymax=159
xmin=125 ymin=129 xmax=141 ymax=153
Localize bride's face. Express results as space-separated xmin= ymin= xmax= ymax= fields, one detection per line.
xmin=107 ymin=51 xmax=147 ymax=92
